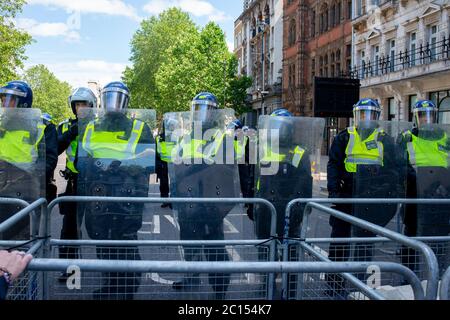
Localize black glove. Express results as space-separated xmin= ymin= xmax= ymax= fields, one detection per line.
xmin=69 ymin=122 xmax=78 ymax=140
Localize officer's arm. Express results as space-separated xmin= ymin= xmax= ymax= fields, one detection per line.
xmin=44 ymin=124 xmax=59 ymax=181
xmin=57 ymin=122 xmax=77 ymax=156
xmin=327 ymin=132 xmax=347 ymax=197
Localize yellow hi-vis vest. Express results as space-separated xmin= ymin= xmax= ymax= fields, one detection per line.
xmin=0 ymin=124 xmax=45 ymax=165
xmin=233 ymin=135 xmax=249 ymax=161
xmin=178 ymin=129 xmax=226 ymax=162
xmin=82 ymin=119 xmax=145 ymax=160
xmin=156 ymin=136 xmax=176 ymax=163
xmin=345 ymin=127 xmax=384 ymax=173
xmin=405 ymin=130 xmax=449 ymax=168
xmin=257 ymin=145 xmax=306 ymax=191
xmin=61 ymin=120 xmax=78 ymax=173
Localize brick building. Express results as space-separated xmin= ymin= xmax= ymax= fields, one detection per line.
xmin=282 ymin=0 xmax=353 ymax=151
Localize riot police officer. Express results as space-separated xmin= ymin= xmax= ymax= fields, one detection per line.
xmin=326 ymin=98 xmax=406 ymax=296
xmin=156 ymin=124 xmax=173 ymax=209
xmin=254 ymin=109 xmax=318 ymax=240
xmin=0 ymin=81 xmax=58 ymax=239
xmin=56 ymin=87 xmax=97 ymax=278
xmin=400 ymin=100 xmax=450 ymax=273
xmin=77 ymin=81 xmax=155 ymax=299
xmin=170 ymin=92 xmax=237 ymax=300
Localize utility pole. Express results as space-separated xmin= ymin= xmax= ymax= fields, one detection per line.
xmin=223 ymin=59 xmax=227 ymax=107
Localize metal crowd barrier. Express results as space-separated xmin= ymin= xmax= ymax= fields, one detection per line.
xmin=25 ymin=259 xmax=425 ymax=300
xmin=441 ymin=266 xmax=450 ymax=300
xmin=44 ymin=196 xmax=279 ymax=300
xmin=0 ymin=197 xmax=48 ymax=300
xmin=1 ymin=197 xmax=448 ymax=301
xmin=284 ymin=199 xmax=446 ymax=301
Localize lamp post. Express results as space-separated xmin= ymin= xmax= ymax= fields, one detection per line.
xmin=258 ymin=21 xmax=268 ymax=115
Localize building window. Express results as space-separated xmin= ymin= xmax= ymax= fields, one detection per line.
xmin=319 ymin=56 xmax=323 ymax=76
xmin=331 ymin=5 xmax=335 ymax=27
xmin=288 ymin=19 xmax=296 ymax=46
xmin=388 ymin=39 xmax=396 ymax=72
xmin=388 ymin=98 xmax=397 ymax=121
xmin=347 ymin=0 xmax=352 ymax=19
xmin=336 ymin=1 xmax=341 ymax=22
xmin=409 ymin=95 xmax=417 ymax=122
xmin=440 ymin=97 xmax=450 ymax=124
xmin=311 ymin=58 xmax=316 ymax=81
xmin=359 ymin=50 xmax=365 ymax=78
xmin=324 ymin=54 xmax=328 ymax=77
xmin=429 ymin=25 xmax=438 ymax=61
xmin=371 ymin=44 xmax=380 ymax=75
xmin=311 ymin=10 xmax=316 ymax=37
xmin=409 ymin=32 xmax=417 ymax=66
xmin=336 ymin=49 xmax=341 ymax=76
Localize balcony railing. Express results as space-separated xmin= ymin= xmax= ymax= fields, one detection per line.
xmin=350 ymin=37 xmax=450 ymax=80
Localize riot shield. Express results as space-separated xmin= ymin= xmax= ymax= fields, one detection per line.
xmin=0 ymin=108 xmax=45 ymax=240
xmin=77 ymin=107 xmax=156 ymax=240
xmin=165 ymin=109 xmax=240 ymax=224
xmin=164 ymin=109 xmax=241 ymax=298
xmin=254 ymin=116 xmax=325 ymax=240
xmin=413 ymin=124 xmax=450 ymax=236
xmin=351 ymin=120 xmax=410 ymax=238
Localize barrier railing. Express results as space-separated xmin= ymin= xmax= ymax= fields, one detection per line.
xmin=25 ymin=259 xmax=424 ymax=300
xmin=46 ymin=196 xmax=279 ymax=300
xmin=284 ymin=199 xmax=443 ymax=300
xmin=441 ymin=266 xmax=450 ymax=300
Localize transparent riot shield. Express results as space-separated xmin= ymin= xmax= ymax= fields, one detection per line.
xmin=254 ymin=116 xmax=325 ymax=240
xmin=77 ymin=107 xmax=156 ymax=240
xmin=0 ymin=108 xmax=45 ymax=240
xmin=413 ymin=124 xmax=450 ymax=237
xmin=164 ymin=109 xmax=242 ymax=299
xmin=76 ymin=107 xmax=155 ymax=300
xmin=350 ymin=120 xmax=410 ymax=239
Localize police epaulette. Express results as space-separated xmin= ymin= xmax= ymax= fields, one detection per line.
xmin=58 ymin=119 xmax=71 ymax=126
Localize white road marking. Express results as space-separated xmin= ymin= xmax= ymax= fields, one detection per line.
xmin=138 ymin=215 xmax=161 ymax=235
xmin=224 ymin=218 xmax=239 ymax=234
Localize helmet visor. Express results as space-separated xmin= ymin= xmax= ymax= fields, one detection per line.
xmin=0 ymin=94 xmax=19 ymax=109
xmin=415 ymin=109 xmax=437 ymax=127
xmin=101 ymin=91 xmax=129 ymax=111
xmin=191 ymin=103 xmax=216 ymax=123
xmin=354 ymin=109 xmax=380 ymax=127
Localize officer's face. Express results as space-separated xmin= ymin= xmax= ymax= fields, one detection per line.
xmin=0 ymin=94 xmax=18 ymax=108
xmin=75 ymin=101 xmax=89 ymax=116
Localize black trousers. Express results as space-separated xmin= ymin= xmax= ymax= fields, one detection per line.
xmin=179 ymin=219 xmax=230 ymax=293
xmin=158 ymin=161 xmax=170 ymax=198
xmin=59 ymin=176 xmax=79 ymax=259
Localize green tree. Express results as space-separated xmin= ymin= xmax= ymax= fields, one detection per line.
xmin=154 ymin=21 xmax=252 ymax=115
xmin=123 ymin=8 xmax=198 ymax=110
xmin=0 ymin=0 xmax=33 ymax=84
xmin=124 ymin=8 xmax=252 ymax=117
xmin=23 ymin=65 xmax=72 ymax=124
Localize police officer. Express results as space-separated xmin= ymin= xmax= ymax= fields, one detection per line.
xmin=56 ymin=87 xmax=97 ymax=277
xmin=327 ymin=98 xmax=403 ymax=295
xmin=254 ymin=109 xmax=314 ymax=240
xmin=156 ymin=124 xmax=173 ymax=209
xmin=77 ymin=81 xmax=155 ymax=300
xmin=0 ymin=81 xmax=58 ymax=238
xmin=400 ymin=100 xmax=450 ymax=273
xmin=171 ymin=92 xmax=235 ymax=300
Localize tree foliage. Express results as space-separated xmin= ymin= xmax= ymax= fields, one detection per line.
xmin=0 ymin=0 xmax=33 ymax=84
xmin=124 ymin=8 xmax=252 ymax=117
xmin=23 ymin=65 xmax=73 ymax=124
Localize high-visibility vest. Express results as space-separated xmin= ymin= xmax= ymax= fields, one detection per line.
xmin=177 ymin=129 xmax=226 ymax=162
xmin=257 ymin=145 xmax=306 ymax=191
xmin=344 ymin=127 xmax=384 ymax=173
xmin=233 ymin=135 xmax=249 ymax=161
xmin=156 ymin=136 xmax=176 ymax=163
xmin=61 ymin=120 xmax=78 ymax=173
xmin=405 ymin=130 xmax=449 ymax=168
xmin=0 ymin=124 xmax=45 ymax=165
xmin=82 ymin=119 xmax=145 ymax=160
